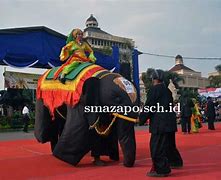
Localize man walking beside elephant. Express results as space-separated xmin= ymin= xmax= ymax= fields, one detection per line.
xmin=139 ymin=69 xmax=183 ymax=177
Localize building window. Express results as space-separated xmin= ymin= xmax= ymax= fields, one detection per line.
xmin=92 ymin=39 xmax=94 ymax=45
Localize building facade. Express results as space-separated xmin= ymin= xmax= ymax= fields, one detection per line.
xmin=208 ymin=71 xmax=221 ymax=77
xmin=83 ymin=14 xmax=135 ymax=80
xmin=169 ymin=55 xmax=209 ymax=91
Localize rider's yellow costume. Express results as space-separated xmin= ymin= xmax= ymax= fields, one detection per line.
xmin=54 ymin=29 xmax=96 ymax=80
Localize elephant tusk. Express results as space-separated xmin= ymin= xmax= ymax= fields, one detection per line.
xmin=112 ymin=113 xmax=137 ymax=123
xmin=110 ymin=67 xmax=116 ymax=72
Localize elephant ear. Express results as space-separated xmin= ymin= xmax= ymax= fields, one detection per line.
xmin=81 ymin=77 xmax=100 ymax=126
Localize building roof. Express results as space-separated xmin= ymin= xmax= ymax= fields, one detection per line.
xmin=0 ymin=26 xmax=66 ymax=39
xmin=169 ymin=64 xmax=195 ymax=72
xmin=0 ymin=26 xmax=67 ymax=68
xmin=84 ymin=27 xmax=110 ymax=35
xmin=86 ymin=14 xmax=98 ymax=22
xmin=0 ymin=25 xmax=120 ymax=71
xmin=175 ymin=54 xmax=183 ymax=59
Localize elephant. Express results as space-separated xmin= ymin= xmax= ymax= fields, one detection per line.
xmin=34 ymin=63 xmax=138 ymax=167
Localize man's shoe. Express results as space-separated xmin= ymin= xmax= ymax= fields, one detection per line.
xmin=147 ymin=171 xmax=170 ymax=177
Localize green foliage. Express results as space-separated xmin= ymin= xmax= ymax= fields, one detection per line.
xmin=141 ymin=68 xmax=184 ymax=93
xmin=0 ymin=110 xmax=35 ymax=129
xmin=29 ymin=111 xmax=35 ymax=125
xmin=215 ymin=64 xmax=221 ymax=72
xmin=0 ymin=116 xmax=10 ymax=126
xmin=208 ymin=64 xmax=221 ymax=88
xmin=0 ymin=89 xmax=34 ymax=110
xmin=141 ymin=68 xmax=154 ymax=93
xmin=208 ymin=75 xmax=221 ymax=88
xmin=179 ymin=88 xmax=199 ymax=99
xmin=0 ymin=124 xmax=11 ymax=129
xmin=124 ymin=40 xmax=134 ymax=50
xmin=94 ymin=47 xmax=112 ymax=56
xmin=163 ymin=71 xmax=184 ymax=87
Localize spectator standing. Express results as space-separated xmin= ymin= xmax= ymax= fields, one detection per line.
xmin=180 ymin=95 xmax=194 ymax=134
xmin=206 ymin=97 xmax=216 ymax=130
xmin=22 ymin=105 xmax=30 ymax=133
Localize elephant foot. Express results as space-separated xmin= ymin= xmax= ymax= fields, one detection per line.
xmin=93 ymin=157 xmax=106 ymax=166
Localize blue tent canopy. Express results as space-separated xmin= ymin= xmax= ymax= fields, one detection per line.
xmin=0 ymin=26 xmax=119 ymax=70
xmin=0 ymin=26 xmax=140 ymax=102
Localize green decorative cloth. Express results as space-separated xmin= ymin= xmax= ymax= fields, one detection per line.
xmin=46 ymin=62 xmax=92 ymax=80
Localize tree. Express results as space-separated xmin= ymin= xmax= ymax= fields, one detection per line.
xmin=209 ymin=75 xmax=221 ymax=88
xmin=93 ymin=47 xmax=112 ymax=56
xmin=141 ymin=68 xmax=184 ymax=93
xmin=179 ymin=88 xmax=199 ymax=100
xmin=0 ymin=89 xmax=33 ymax=110
xmin=163 ymin=71 xmax=184 ymax=88
xmin=208 ymin=64 xmax=221 ymax=87
xmin=141 ymin=68 xmax=154 ymax=93
xmin=215 ymin=64 xmax=221 ymax=72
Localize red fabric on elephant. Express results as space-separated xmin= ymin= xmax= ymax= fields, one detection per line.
xmin=37 ymin=64 xmax=105 ymax=118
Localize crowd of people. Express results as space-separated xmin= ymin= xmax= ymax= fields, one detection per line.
xmin=178 ymin=95 xmax=217 ymax=134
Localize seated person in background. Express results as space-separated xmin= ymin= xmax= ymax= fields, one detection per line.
xmin=54 ymin=28 xmax=96 ymax=84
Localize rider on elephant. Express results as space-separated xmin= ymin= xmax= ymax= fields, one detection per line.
xmin=54 ymin=28 xmax=97 ymax=84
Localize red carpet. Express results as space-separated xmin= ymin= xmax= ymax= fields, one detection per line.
xmin=0 ymin=123 xmax=221 ymax=180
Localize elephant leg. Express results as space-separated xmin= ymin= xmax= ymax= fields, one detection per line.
xmin=34 ymin=99 xmax=52 ymax=143
xmin=49 ymin=119 xmax=59 ymax=152
xmin=53 ymin=105 xmax=91 ymax=166
xmin=89 ymin=113 xmax=119 ymax=161
xmin=105 ymin=123 xmax=119 ymax=161
xmin=50 ymin=107 xmax=66 ymax=152
xmin=117 ymin=119 xmax=136 ymax=167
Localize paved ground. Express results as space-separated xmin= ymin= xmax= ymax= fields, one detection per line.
xmin=0 ymin=122 xmax=219 ymax=141
xmin=0 ymin=123 xmax=221 ymax=180
xmin=0 ymin=130 xmax=35 ymax=141
xmin=0 ymin=126 xmax=149 ymax=141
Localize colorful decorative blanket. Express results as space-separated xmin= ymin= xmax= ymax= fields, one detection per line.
xmin=37 ymin=63 xmax=106 ymax=118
